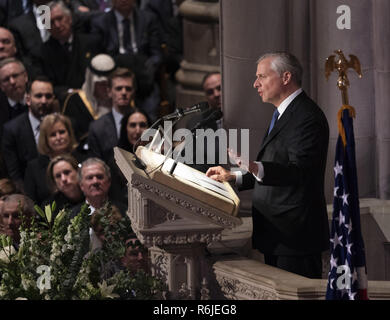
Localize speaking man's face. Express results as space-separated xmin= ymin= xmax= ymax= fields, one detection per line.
xmin=253 ymin=57 xmax=285 ymax=107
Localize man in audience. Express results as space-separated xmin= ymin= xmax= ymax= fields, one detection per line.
xmin=8 ymin=1 xmax=51 ymax=76
xmin=0 ymin=58 xmax=28 ymax=140
xmin=88 ymin=67 xmax=136 ymax=162
xmin=78 ymin=157 xmax=112 ymax=212
xmin=202 ymin=71 xmax=221 ymax=110
xmin=0 ymin=193 xmax=34 ymax=247
xmin=90 ymin=0 xmax=162 ymax=121
xmin=1 ymin=76 xmax=55 ymax=190
xmin=0 ymin=27 xmax=17 ymax=60
xmin=40 ymin=0 xmax=101 ymax=104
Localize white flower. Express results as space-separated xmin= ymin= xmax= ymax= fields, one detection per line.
xmin=21 ymin=275 xmax=33 ymax=291
xmin=98 ymin=280 xmax=120 ymax=299
xmin=0 ymin=245 xmax=16 ymax=263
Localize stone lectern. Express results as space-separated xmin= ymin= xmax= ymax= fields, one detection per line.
xmin=114 ymin=146 xmax=241 ymax=299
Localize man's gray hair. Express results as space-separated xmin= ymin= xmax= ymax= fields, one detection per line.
xmin=0 ymin=194 xmax=35 ymax=217
xmin=257 ymin=52 xmax=303 ymax=86
xmin=78 ymin=158 xmax=111 ymax=181
xmin=48 ymin=0 xmax=72 ymax=16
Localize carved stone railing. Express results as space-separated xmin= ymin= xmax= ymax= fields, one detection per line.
xmin=213 ymin=257 xmax=390 ymax=300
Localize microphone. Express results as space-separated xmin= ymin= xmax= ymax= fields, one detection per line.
xmin=162 ymin=101 xmax=209 ymax=120
xmin=168 ymin=109 xmax=223 ymax=175
xmin=191 ymin=109 xmax=223 ymax=132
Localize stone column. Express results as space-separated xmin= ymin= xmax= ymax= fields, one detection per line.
xmin=175 ymin=0 xmax=220 ymax=107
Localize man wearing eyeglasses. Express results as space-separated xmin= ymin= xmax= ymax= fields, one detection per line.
xmin=88 ymin=67 xmax=136 ymax=162
xmin=0 ymin=58 xmax=28 ymax=137
xmin=1 ymin=75 xmax=55 ymax=191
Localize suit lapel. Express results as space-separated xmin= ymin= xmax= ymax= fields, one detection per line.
xmin=106 ymin=112 xmax=118 ymax=145
xmin=258 ymin=92 xmax=305 ymax=157
xmin=23 ymin=113 xmax=37 ymax=151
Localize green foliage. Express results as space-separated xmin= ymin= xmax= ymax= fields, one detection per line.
xmin=0 ymin=202 xmax=166 ymax=300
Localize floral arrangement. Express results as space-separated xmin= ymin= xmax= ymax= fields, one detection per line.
xmin=0 ymin=202 xmax=166 ymax=300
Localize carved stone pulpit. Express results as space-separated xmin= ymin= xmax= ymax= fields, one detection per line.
xmin=114 ymin=146 xmax=241 ymax=299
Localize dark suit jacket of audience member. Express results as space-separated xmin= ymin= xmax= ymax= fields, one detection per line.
xmin=8 ymin=11 xmax=43 ymax=69
xmin=1 ymin=111 xmax=37 ymax=183
xmin=0 ymin=91 xmax=27 ymax=141
xmin=87 ymin=111 xmax=118 ymax=162
xmin=40 ymin=32 xmax=102 ymax=104
xmin=90 ymin=8 xmax=162 ymax=77
xmin=240 ymin=91 xmax=330 ymax=257
xmin=0 ymin=0 xmax=30 ymax=27
xmin=24 ymin=150 xmax=88 ymax=206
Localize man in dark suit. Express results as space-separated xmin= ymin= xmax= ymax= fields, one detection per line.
xmin=1 ymin=76 xmax=55 ymax=190
xmin=0 ymin=58 xmax=29 ymax=141
xmin=90 ymin=0 xmax=162 ymax=120
xmin=39 ymin=0 xmax=101 ymax=104
xmin=0 ymin=0 xmax=33 ymax=27
xmin=88 ymin=67 xmax=136 ymax=162
xmin=206 ymin=52 xmax=330 ymax=279
xmin=8 ymin=1 xmax=51 ymax=76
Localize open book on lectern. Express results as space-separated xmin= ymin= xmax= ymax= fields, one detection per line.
xmin=114 ymin=146 xmax=240 ymax=217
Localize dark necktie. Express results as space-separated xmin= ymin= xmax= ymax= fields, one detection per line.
xmin=268 ymin=109 xmax=280 ymax=135
xmin=122 ymin=18 xmax=131 ymax=53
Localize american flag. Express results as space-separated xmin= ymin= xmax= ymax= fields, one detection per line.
xmin=326 ymin=106 xmax=368 ymax=300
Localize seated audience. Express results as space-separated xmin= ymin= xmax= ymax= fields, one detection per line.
xmin=90 ymin=0 xmax=163 ymax=121
xmin=44 ymin=154 xmax=85 ymax=216
xmin=1 ymin=76 xmax=56 ymax=190
xmin=40 ymin=0 xmax=102 ymax=104
xmin=62 ymin=53 xmax=116 ymax=144
xmin=24 ymin=113 xmax=86 ymax=206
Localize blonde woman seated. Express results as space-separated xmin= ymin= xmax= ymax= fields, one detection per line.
xmin=24 ymin=113 xmax=87 ymax=206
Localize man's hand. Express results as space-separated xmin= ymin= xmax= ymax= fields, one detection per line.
xmin=228 ymin=148 xmax=259 ymax=176
xmin=206 ymin=166 xmax=236 ymax=183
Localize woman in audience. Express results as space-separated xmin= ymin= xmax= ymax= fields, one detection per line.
xmin=117 ymin=108 xmax=151 ymax=153
xmin=44 ymin=154 xmax=84 ymax=216
xmin=107 ymin=108 xmax=151 ymax=213
xmin=24 ymin=113 xmax=87 ymax=206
